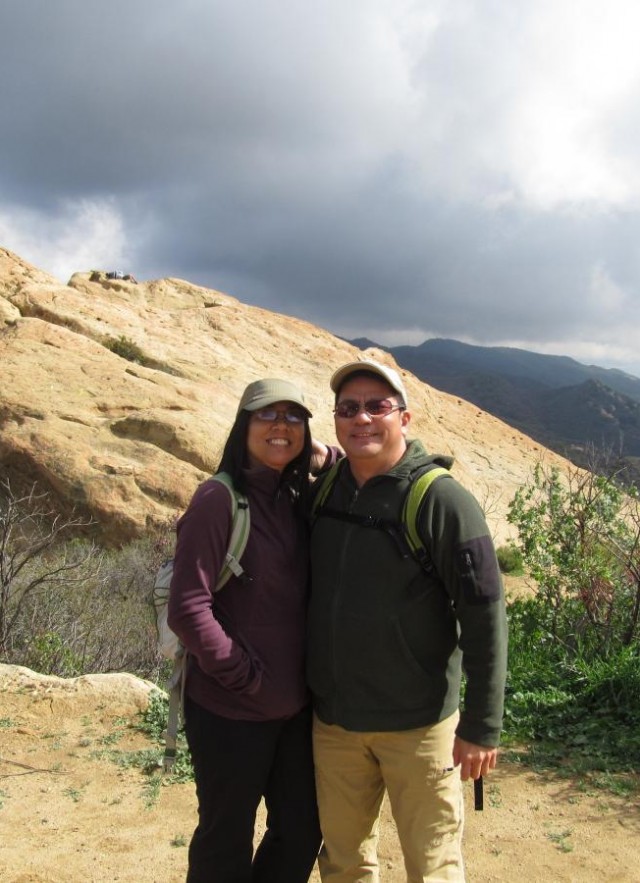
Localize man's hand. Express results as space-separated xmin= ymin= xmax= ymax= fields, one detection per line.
xmin=452 ymin=736 xmax=498 ymax=781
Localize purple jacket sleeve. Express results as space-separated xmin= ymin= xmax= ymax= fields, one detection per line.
xmin=167 ymin=480 xmax=261 ymax=694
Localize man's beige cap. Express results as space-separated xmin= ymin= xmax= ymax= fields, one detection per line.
xmin=330 ymin=359 xmax=408 ymax=406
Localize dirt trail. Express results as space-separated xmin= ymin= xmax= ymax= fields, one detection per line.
xmin=0 ymin=665 xmax=638 ymax=882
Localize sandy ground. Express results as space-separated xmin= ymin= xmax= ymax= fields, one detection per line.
xmin=0 ymin=664 xmax=638 ymax=883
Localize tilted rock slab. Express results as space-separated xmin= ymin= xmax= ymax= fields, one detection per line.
xmin=1 ymin=247 xmax=564 ymax=545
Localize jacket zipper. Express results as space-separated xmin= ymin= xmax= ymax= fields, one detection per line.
xmin=328 ymin=485 xmax=360 ymax=719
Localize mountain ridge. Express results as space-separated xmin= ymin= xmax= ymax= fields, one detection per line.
xmin=348 ymin=337 xmax=640 ymax=469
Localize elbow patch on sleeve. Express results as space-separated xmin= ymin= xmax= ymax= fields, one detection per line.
xmin=454 ymin=536 xmax=502 ymax=605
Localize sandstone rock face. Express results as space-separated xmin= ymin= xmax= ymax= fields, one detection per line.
xmin=0 ymin=246 xmax=565 ymax=545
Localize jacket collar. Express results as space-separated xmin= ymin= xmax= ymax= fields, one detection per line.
xmin=243 ymin=463 xmax=285 ymax=496
xmin=338 ymin=439 xmax=454 ymax=487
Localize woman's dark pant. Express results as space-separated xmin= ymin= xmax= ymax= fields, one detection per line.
xmin=184 ymin=698 xmax=321 ymax=883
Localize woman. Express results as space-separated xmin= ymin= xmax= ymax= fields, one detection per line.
xmin=168 ymin=378 xmax=324 ymax=883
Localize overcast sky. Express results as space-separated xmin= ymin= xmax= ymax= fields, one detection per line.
xmin=2 ymin=0 xmax=640 ymax=376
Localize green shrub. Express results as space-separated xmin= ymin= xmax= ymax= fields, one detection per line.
xmin=102 ymin=334 xmax=182 ymax=377
xmin=504 ymin=597 xmax=640 ymax=771
xmin=507 ymin=462 xmax=640 ymax=653
xmin=136 ymin=691 xmax=193 ymax=782
xmin=503 ymin=460 xmax=640 ymax=776
xmin=29 ymin=632 xmax=84 ymax=678
xmin=496 ymin=543 xmax=524 ymax=574
xmin=103 ymin=334 xmax=148 ymax=365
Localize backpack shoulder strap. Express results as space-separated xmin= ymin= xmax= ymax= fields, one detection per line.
xmin=311 ymin=459 xmax=451 ymax=574
xmin=310 ymin=459 xmax=343 ymax=522
xmin=402 ymin=466 xmax=451 ymax=571
xmin=210 ymin=472 xmax=251 ymax=590
xmin=158 ymin=472 xmax=250 ymax=773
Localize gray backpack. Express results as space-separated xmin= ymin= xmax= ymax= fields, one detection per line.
xmin=152 ymin=472 xmax=250 ymax=771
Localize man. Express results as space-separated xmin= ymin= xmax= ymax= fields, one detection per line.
xmin=307 ymin=359 xmax=508 ymax=882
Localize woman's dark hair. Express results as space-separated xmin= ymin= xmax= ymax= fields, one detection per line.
xmin=216 ymin=409 xmax=313 ymax=513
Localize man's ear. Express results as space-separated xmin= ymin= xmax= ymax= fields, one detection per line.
xmin=401 ymin=409 xmax=411 ymax=435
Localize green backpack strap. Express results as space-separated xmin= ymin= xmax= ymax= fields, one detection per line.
xmin=310 ymin=460 xmax=343 ymax=522
xmin=402 ymin=466 xmax=451 ymax=571
xmin=311 ymin=460 xmax=451 ymax=575
xmin=211 ymin=472 xmax=251 ymax=590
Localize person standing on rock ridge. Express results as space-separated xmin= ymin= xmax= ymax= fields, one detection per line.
xmin=168 ymin=378 xmax=331 ymax=883
xmin=307 ymin=359 xmax=508 ymax=883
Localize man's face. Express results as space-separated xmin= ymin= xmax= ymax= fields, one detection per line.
xmin=334 ymin=376 xmax=410 ymax=472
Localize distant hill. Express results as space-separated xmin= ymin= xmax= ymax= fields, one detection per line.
xmin=348 ymin=337 xmax=640 ymax=476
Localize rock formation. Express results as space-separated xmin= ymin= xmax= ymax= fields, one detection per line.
xmin=0 ymin=246 xmax=565 ymax=545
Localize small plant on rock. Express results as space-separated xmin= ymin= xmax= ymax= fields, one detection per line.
xmin=103 ymin=334 xmax=148 ymax=365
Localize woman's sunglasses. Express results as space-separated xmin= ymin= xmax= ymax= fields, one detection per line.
xmin=252 ymin=408 xmax=307 ymax=424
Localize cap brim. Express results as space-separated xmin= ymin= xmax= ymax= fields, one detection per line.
xmin=330 ymin=361 xmax=407 ymax=404
xmin=237 ymin=378 xmax=313 ymax=416
xmin=243 ymin=395 xmax=312 ymax=416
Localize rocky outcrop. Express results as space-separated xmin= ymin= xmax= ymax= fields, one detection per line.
xmin=0 ymin=246 xmax=564 ymax=545
xmin=0 ymin=663 xmax=157 ymax=717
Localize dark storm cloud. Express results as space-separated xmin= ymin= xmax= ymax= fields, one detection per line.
xmin=2 ymin=0 xmax=640 ymax=375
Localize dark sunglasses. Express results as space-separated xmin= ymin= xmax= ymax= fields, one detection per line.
xmin=252 ymin=407 xmax=307 ymax=424
xmin=334 ymin=398 xmax=404 ymax=419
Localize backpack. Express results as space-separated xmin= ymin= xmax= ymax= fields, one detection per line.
xmin=310 ymin=461 xmax=452 ymax=573
xmin=152 ymin=472 xmax=250 ymax=772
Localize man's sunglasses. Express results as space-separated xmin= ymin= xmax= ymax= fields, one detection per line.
xmin=334 ymin=398 xmax=405 ymax=419
xmin=252 ymin=408 xmax=307 ymax=424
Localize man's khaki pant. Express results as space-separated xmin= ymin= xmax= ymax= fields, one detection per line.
xmin=313 ymin=713 xmax=464 ymax=883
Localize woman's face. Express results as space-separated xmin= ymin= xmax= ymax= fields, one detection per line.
xmin=246 ymin=400 xmax=306 ymax=472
